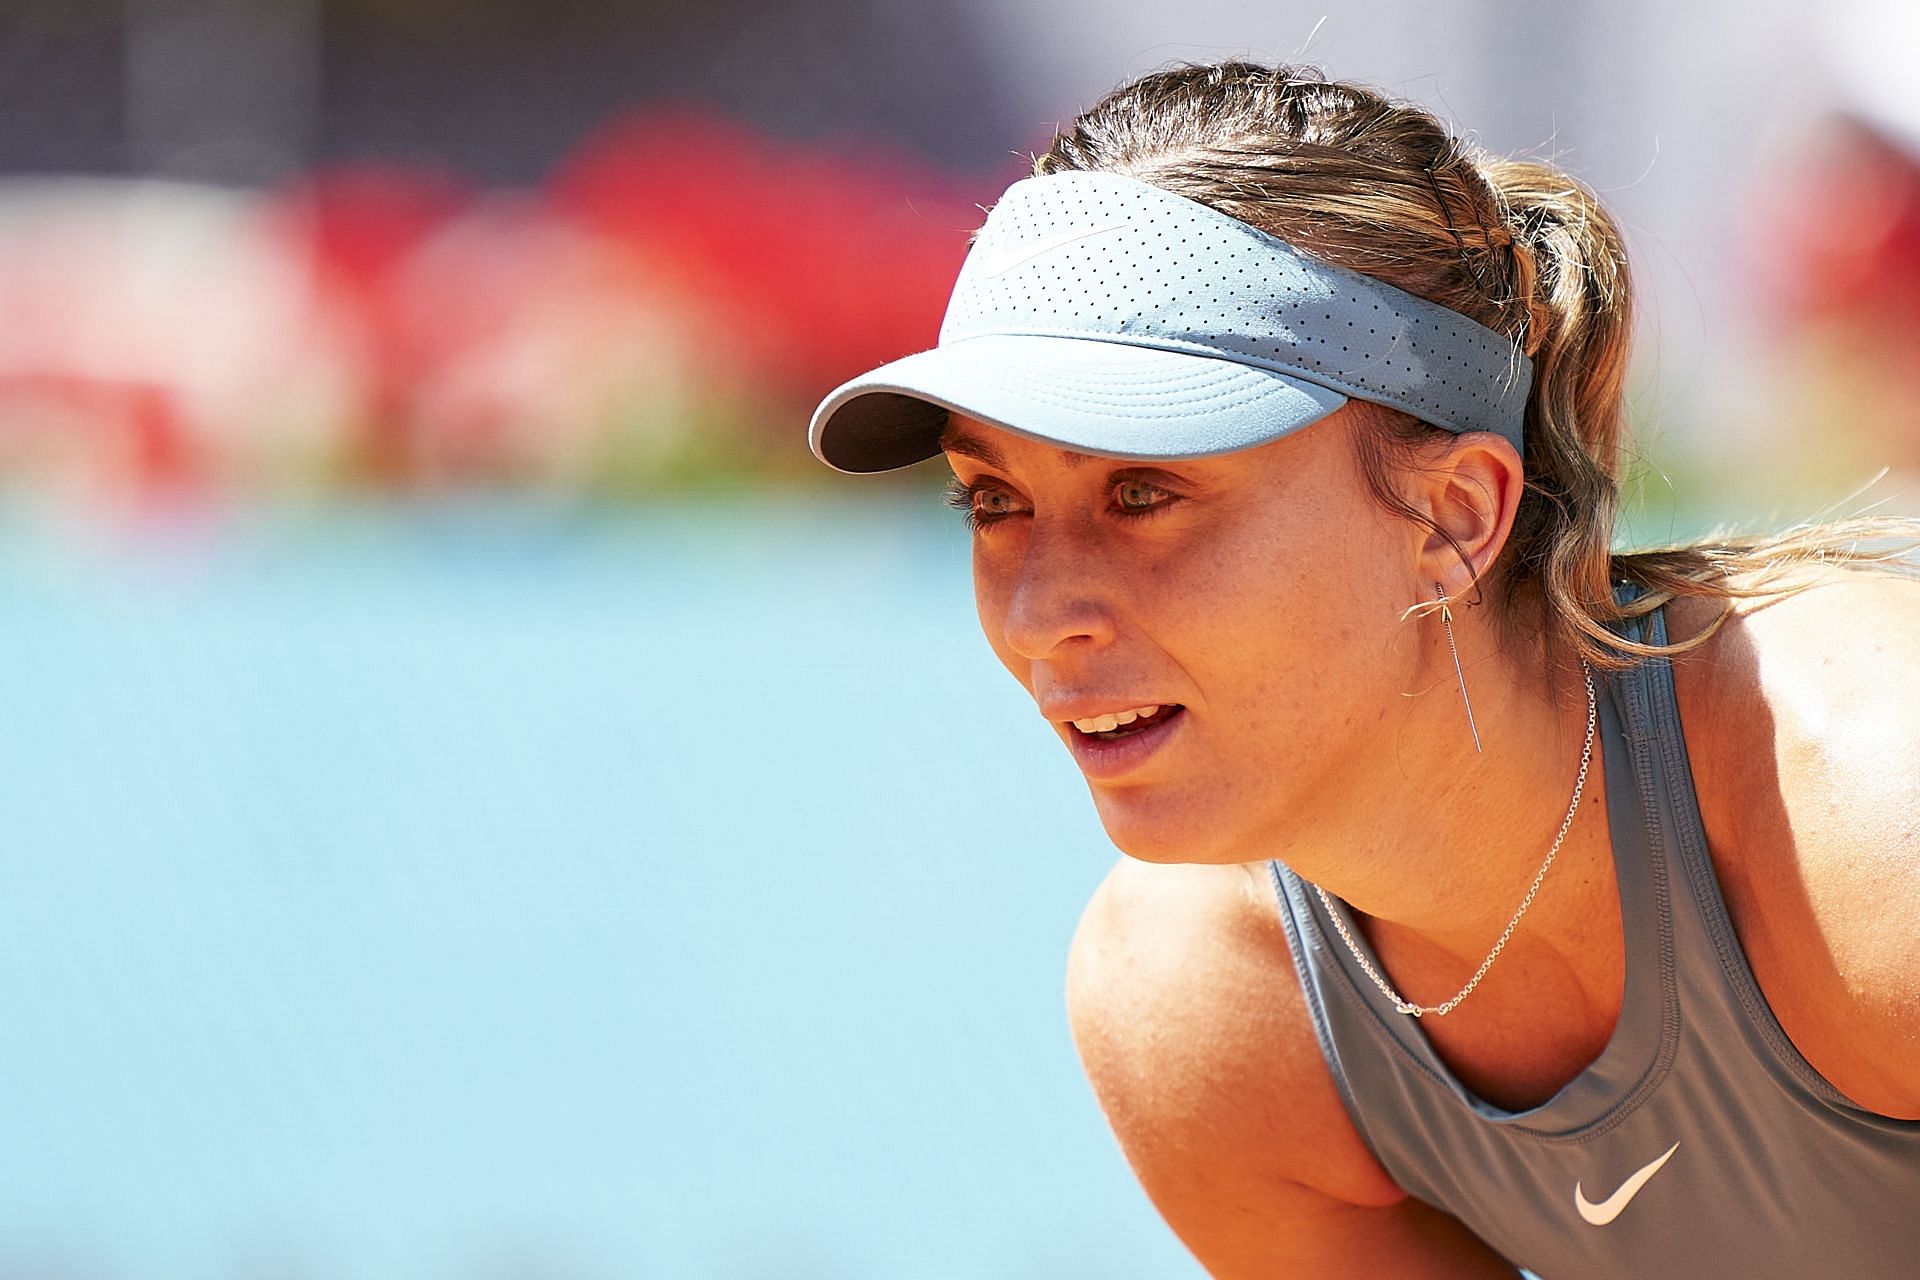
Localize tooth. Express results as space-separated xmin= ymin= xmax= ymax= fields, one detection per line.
xmin=1070 ymin=706 xmax=1176 ymax=733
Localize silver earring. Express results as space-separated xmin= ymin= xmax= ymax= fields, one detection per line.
xmin=1435 ymin=581 xmax=1482 ymax=753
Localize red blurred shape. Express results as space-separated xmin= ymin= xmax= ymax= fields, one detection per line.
xmin=0 ymin=374 xmax=199 ymax=501
xmin=266 ymin=165 xmax=476 ymax=298
xmin=1750 ymin=118 xmax=1920 ymax=327
xmin=259 ymin=165 xmax=479 ymax=486
xmin=549 ymin=107 xmax=982 ymax=397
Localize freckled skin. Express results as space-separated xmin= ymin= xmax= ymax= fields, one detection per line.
xmin=946 ymin=406 xmax=1485 ymax=869
xmin=940 ymin=403 xmax=1650 ymax=1016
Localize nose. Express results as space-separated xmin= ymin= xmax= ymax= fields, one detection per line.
xmin=997 ymin=522 xmax=1118 ymax=661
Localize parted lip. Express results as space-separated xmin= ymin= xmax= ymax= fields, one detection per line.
xmin=1040 ymin=698 xmax=1183 ymax=725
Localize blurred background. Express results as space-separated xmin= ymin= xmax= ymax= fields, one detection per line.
xmin=2 ymin=1 xmax=1917 ymax=1277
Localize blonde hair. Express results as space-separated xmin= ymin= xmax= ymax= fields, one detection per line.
xmin=1033 ymin=61 xmax=1920 ymax=672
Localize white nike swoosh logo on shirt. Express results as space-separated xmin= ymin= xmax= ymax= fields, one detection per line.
xmin=1574 ymin=1142 xmax=1680 ymax=1226
xmin=971 ymin=221 xmax=1129 ymax=278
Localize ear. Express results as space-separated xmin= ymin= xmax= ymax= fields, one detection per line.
xmin=1405 ymin=432 xmax=1525 ymax=596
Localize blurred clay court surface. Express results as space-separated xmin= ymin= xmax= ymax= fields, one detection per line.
xmin=0 ymin=0 xmax=1915 ymax=1275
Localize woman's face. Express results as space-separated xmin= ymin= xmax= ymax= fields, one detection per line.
xmin=940 ymin=407 xmax=1428 ymax=863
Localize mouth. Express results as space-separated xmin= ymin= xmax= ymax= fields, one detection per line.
xmin=1064 ymin=704 xmax=1188 ymax=780
xmin=1068 ymin=703 xmax=1185 ymax=740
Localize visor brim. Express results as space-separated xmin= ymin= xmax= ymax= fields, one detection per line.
xmin=808 ymin=334 xmax=1350 ymax=474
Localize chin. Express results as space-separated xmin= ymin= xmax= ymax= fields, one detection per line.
xmin=1088 ymin=788 xmax=1242 ymax=864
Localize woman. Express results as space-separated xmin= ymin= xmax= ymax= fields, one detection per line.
xmin=806 ymin=62 xmax=1920 ymax=1278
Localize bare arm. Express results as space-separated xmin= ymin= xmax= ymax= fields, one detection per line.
xmin=1066 ymin=857 xmax=1520 ymax=1278
xmin=1134 ymin=1168 xmax=1522 ymax=1279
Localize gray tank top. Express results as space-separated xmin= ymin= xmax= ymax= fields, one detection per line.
xmin=1267 ymin=580 xmax=1920 ymax=1278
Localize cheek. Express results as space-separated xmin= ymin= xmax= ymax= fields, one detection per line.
xmin=970 ymin=554 xmax=1028 ymax=683
xmin=1159 ymin=503 xmax=1403 ymax=723
xmin=1149 ymin=509 xmax=1304 ymax=639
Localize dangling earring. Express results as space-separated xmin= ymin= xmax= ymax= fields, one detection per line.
xmin=1434 ymin=581 xmax=1483 ymax=753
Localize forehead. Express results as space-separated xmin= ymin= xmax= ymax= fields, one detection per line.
xmin=935 ymin=416 xmax=1105 ymax=471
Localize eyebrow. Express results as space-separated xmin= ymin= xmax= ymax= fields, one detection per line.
xmin=937 ymin=428 xmax=1102 ymax=471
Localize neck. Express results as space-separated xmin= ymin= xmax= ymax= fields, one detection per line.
xmin=1284 ymin=611 xmax=1621 ymax=1015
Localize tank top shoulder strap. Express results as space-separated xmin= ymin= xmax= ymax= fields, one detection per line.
xmin=1603 ymin=578 xmax=1869 ymax=1113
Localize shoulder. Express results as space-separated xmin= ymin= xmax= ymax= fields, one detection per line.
xmin=1665 ymin=565 xmax=1920 ymax=829
xmin=1663 ymin=565 xmax=1920 ymax=1116
xmin=1064 ymin=855 xmax=1404 ymax=1208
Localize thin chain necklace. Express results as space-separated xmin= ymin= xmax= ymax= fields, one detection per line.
xmin=1315 ymin=661 xmax=1597 ymax=1019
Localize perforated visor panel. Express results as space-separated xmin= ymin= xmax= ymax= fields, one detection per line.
xmin=808 ymin=170 xmax=1530 ymax=474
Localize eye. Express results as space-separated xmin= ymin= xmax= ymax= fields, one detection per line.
xmin=1113 ymin=478 xmax=1175 ymax=518
xmin=977 ymin=488 xmax=1022 ymax=517
xmin=942 ymin=477 xmax=1027 ymax=531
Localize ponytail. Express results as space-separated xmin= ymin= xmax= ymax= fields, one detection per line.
xmin=1489 ymin=160 xmax=1919 ymax=669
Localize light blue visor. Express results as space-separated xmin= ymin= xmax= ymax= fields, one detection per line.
xmin=808 ymin=170 xmax=1532 ymax=474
